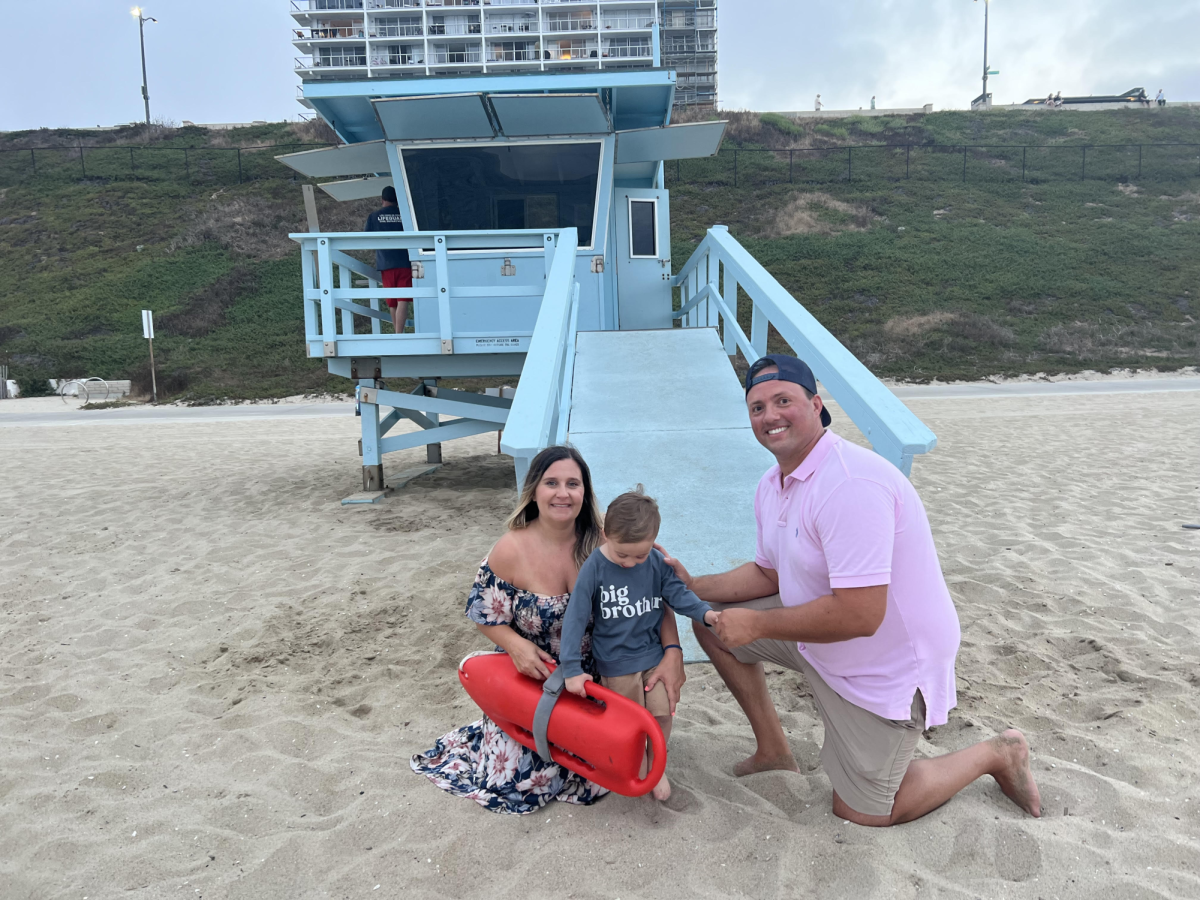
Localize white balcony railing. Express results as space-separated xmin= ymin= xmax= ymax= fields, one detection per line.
xmin=600 ymin=15 xmax=655 ymax=30
xmin=372 ymin=23 xmax=423 ymax=36
xmin=544 ymin=18 xmax=596 ymax=33
xmin=484 ymin=0 xmax=537 ymax=5
xmin=430 ymin=45 xmax=483 ymax=63
xmin=367 ymin=0 xmax=421 ymax=7
xmin=297 ymin=25 xmax=367 ymax=39
xmin=488 ymin=46 xmax=540 ymax=61
xmin=546 ymin=43 xmax=598 ymax=60
xmin=372 ymin=50 xmax=424 ymax=65
xmin=428 ymin=21 xmax=483 ymax=35
xmin=487 ymin=20 xmax=537 ymax=33
xmin=295 ymin=53 xmax=368 ymax=69
xmin=602 ymin=41 xmax=651 ymax=58
xmin=291 ymin=0 xmax=364 ymax=11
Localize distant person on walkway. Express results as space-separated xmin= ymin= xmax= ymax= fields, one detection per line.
xmin=1156 ymin=89 xmax=1166 ymax=107
xmin=1053 ymin=91 xmax=1062 ymax=108
xmin=815 ymin=94 xmax=823 ymax=111
xmin=870 ymin=95 xmax=876 ymax=110
xmin=364 ymin=185 xmax=412 ymax=334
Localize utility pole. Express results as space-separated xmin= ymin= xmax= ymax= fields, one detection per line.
xmin=978 ymin=0 xmax=990 ymax=108
xmin=132 ymin=8 xmax=157 ymax=125
xmin=142 ymin=310 xmax=158 ymax=403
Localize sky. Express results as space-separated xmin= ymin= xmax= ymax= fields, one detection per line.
xmin=2 ymin=0 xmax=1198 ymax=131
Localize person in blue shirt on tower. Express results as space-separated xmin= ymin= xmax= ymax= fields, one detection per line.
xmin=560 ymin=486 xmax=719 ymax=800
xmin=363 ymin=185 xmax=412 ymax=335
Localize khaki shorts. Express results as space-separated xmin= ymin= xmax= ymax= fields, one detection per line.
xmin=601 ymin=670 xmax=672 ymax=719
xmin=709 ymin=594 xmax=925 ymax=817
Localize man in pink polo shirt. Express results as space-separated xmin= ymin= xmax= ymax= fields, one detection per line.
xmin=663 ymin=354 xmax=1041 ymax=826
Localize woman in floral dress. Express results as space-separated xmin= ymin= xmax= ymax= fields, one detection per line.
xmin=411 ymin=445 xmax=687 ymax=815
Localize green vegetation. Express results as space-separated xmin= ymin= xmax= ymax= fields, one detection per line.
xmin=1 ymin=111 xmax=1197 ymax=399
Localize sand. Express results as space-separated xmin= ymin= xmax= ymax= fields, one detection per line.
xmin=1 ymin=386 xmax=1198 ymax=900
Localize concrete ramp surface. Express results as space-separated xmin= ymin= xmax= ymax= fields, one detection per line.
xmin=567 ymin=328 xmax=774 ymax=661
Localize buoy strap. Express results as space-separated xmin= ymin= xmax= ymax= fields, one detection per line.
xmin=532 ymin=668 xmax=566 ymax=762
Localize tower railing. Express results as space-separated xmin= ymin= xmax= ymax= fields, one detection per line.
xmin=671 ymin=226 xmax=937 ymax=475
xmin=291 ymin=229 xmax=564 ymax=360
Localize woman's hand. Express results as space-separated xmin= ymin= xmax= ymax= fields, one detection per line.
xmin=654 ymin=543 xmax=693 ymax=590
xmin=509 ymin=637 xmax=556 ymax=680
xmin=644 ymin=646 xmax=686 ymax=715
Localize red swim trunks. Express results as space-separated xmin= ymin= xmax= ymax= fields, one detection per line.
xmin=382 ymin=268 xmax=412 ymax=308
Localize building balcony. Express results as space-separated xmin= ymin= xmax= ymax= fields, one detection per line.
xmin=544 ymin=18 xmax=597 ymax=33
xmin=483 ymin=0 xmax=538 ymax=6
xmin=429 ymin=43 xmax=484 ymax=64
xmin=290 ymin=0 xmax=364 ymax=13
xmin=601 ymin=40 xmax=651 ymax=58
xmin=486 ymin=19 xmax=538 ymax=34
xmin=426 ymin=0 xmax=481 ymax=6
xmin=295 ymin=53 xmax=368 ymax=73
xmin=600 ymin=15 xmax=655 ymax=31
xmin=427 ymin=23 xmax=483 ymax=35
xmin=367 ymin=0 xmax=422 ymax=7
xmin=294 ymin=24 xmax=368 ymax=42
xmin=544 ymin=41 xmax=599 ymax=61
xmin=487 ymin=44 xmax=541 ymax=62
xmin=370 ymin=22 xmax=424 ymax=37
xmin=371 ymin=51 xmax=426 ymax=66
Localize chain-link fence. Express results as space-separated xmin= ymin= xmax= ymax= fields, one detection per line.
xmin=3 ymin=140 xmax=1198 ymax=190
xmin=668 ymin=143 xmax=1200 ymax=187
xmin=0 ymin=141 xmax=336 ymax=188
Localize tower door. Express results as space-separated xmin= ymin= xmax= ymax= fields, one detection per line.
xmin=613 ymin=189 xmax=672 ymax=330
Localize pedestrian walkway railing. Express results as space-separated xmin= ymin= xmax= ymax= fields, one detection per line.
xmin=290 ymin=228 xmax=564 ymax=361
xmin=672 ymin=225 xmax=937 ymax=475
xmin=500 ymin=228 xmax=581 ymax=486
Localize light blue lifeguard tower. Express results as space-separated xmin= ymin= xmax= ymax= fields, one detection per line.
xmin=278 ymin=64 xmax=936 ymax=653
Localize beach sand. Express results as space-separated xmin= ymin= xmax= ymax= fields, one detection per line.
xmin=1 ymin=388 xmax=1198 ymax=899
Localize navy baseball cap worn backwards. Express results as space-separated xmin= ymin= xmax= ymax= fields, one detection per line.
xmin=744 ymin=354 xmax=832 ymax=427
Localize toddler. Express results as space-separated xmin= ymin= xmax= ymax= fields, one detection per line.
xmin=559 ymin=487 xmax=718 ymax=800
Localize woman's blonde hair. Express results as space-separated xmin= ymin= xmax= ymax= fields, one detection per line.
xmin=505 ymin=445 xmax=603 ymax=568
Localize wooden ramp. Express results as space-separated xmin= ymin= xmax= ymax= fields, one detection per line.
xmin=567 ymin=328 xmax=774 ymax=662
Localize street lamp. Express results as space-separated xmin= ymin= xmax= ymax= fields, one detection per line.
xmin=975 ymin=0 xmax=990 ymax=108
xmin=131 ymin=7 xmax=157 ymax=125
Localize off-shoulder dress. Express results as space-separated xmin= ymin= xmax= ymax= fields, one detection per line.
xmin=409 ymin=561 xmax=608 ymax=815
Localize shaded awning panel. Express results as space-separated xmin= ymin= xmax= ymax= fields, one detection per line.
xmin=489 ymin=93 xmax=611 ymax=136
xmin=318 ymin=176 xmax=394 ymax=202
xmin=275 ymin=140 xmax=390 ymax=178
xmin=372 ymin=93 xmax=495 ymax=141
xmin=615 ymin=121 xmax=727 ymax=164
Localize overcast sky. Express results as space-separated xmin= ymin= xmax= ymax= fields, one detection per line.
xmin=3 ymin=0 xmax=1198 ymax=131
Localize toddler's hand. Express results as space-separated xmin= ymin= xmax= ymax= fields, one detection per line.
xmin=564 ymin=674 xmax=593 ymax=698
xmin=704 ymin=610 xmax=720 ymax=627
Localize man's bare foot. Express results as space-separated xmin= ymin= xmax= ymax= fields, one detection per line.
xmin=990 ymin=729 xmax=1041 ymax=817
xmin=733 ymin=752 xmax=800 ymax=777
xmin=651 ymin=773 xmax=671 ymax=801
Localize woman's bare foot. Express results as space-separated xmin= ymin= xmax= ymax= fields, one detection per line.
xmin=990 ymin=729 xmax=1041 ymax=817
xmin=733 ymin=751 xmax=800 ymax=777
xmin=651 ymin=773 xmax=671 ymax=801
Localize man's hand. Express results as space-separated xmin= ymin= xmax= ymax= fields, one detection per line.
xmin=712 ymin=608 xmax=762 ymax=648
xmin=564 ymin=673 xmax=593 ymax=698
xmin=654 ymin=543 xmax=693 ymax=590
xmin=644 ymin=646 xmax=686 ymax=715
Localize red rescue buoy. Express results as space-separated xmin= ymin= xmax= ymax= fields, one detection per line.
xmin=458 ymin=652 xmax=666 ymax=797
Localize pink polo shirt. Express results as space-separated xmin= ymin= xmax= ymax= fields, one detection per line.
xmin=754 ymin=431 xmax=960 ymax=727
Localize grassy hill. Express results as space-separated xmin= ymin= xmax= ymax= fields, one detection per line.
xmin=1 ymin=109 xmax=1197 ymax=400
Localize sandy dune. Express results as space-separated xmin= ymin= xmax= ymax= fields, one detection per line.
xmin=1 ymin=386 xmax=1198 ymax=899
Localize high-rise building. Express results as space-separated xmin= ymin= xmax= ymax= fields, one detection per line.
xmin=290 ymin=0 xmax=717 ymax=110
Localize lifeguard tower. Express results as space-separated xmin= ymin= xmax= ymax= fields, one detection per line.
xmin=279 ymin=65 xmax=937 ymax=654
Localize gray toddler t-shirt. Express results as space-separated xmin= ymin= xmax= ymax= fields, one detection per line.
xmin=560 ymin=548 xmax=712 ymax=679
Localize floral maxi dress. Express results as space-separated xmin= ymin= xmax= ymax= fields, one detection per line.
xmin=409 ymin=561 xmax=609 ymax=815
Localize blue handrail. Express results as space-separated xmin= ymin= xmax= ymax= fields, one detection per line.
xmin=500 ymin=228 xmax=581 ymax=486
xmin=671 ymin=225 xmax=937 ymax=475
